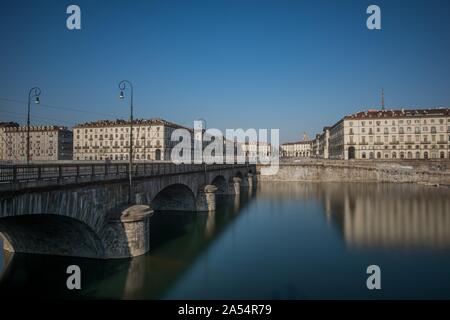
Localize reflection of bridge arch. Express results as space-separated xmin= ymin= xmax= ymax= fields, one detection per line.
xmin=0 ymin=214 xmax=105 ymax=258
xmin=151 ymin=184 xmax=196 ymax=211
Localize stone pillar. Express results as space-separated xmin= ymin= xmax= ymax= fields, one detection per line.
xmin=246 ymin=173 xmax=254 ymax=189
xmin=196 ymin=185 xmax=218 ymax=212
xmin=228 ymin=177 xmax=241 ymax=195
xmin=101 ymin=204 xmax=153 ymax=259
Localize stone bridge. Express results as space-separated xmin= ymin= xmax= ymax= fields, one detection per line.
xmin=0 ymin=162 xmax=256 ymax=259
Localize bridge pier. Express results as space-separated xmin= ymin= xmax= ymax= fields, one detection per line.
xmin=228 ymin=177 xmax=242 ymax=195
xmin=100 ymin=205 xmax=153 ymax=259
xmin=241 ymin=173 xmax=254 ymax=189
xmin=196 ymin=185 xmax=218 ymax=212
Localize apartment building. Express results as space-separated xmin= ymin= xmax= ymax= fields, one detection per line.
xmin=2 ymin=125 xmax=73 ymax=161
xmin=281 ymin=140 xmax=312 ymax=158
xmin=328 ymin=108 xmax=450 ymax=160
xmin=73 ymin=118 xmax=191 ymax=161
xmin=0 ymin=122 xmax=19 ymax=161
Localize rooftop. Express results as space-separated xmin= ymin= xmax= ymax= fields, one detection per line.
xmin=345 ymin=107 xmax=450 ymax=120
xmin=0 ymin=122 xmax=19 ymax=128
xmin=282 ymin=140 xmax=312 ymax=146
xmin=73 ymin=118 xmax=192 ymax=131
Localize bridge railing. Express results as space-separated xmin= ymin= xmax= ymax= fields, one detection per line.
xmin=0 ymin=162 xmax=250 ymax=184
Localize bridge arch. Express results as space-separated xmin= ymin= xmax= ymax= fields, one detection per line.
xmin=151 ymin=183 xmax=196 ymax=211
xmin=0 ymin=214 xmax=105 ymax=258
xmin=211 ymin=175 xmax=228 ymax=194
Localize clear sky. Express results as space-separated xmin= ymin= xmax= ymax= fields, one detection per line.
xmin=0 ymin=0 xmax=449 ymax=143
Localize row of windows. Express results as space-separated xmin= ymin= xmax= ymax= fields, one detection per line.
xmin=349 ymin=126 xmax=449 ymax=134
xmin=75 ymin=127 xmax=162 ymax=134
xmin=349 ymin=118 xmax=448 ymax=126
xmin=76 ymin=140 xmax=162 ymax=147
xmin=76 ymin=133 xmax=161 ymax=140
xmin=359 ymin=151 xmax=448 ymax=159
xmin=76 ymin=150 xmax=162 ymax=161
xmin=350 ymin=135 xmax=450 ymax=144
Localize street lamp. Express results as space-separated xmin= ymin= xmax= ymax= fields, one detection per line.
xmin=27 ymin=87 xmax=41 ymax=164
xmin=118 ymin=80 xmax=134 ymax=204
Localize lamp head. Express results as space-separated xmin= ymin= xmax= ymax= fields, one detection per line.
xmin=119 ymin=90 xmax=124 ymax=99
xmin=34 ymin=96 xmax=40 ymax=104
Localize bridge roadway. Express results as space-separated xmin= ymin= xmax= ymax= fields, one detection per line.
xmin=0 ymin=162 xmax=256 ymax=259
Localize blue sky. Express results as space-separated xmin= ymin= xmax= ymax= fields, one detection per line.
xmin=0 ymin=0 xmax=449 ymax=142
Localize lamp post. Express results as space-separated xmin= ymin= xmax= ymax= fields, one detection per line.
xmin=119 ymin=80 xmax=134 ymax=204
xmin=27 ymin=87 xmax=41 ymax=165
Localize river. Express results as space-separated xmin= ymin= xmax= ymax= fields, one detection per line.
xmin=1 ymin=182 xmax=450 ymax=299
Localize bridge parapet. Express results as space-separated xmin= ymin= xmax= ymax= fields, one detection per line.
xmin=0 ymin=162 xmax=251 ymax=193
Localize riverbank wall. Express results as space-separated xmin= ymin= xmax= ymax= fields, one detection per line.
xmin=257 ymin=160 xmax=450 ymax=185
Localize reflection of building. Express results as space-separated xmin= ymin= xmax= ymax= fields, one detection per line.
xmin=73 ymin=118 xmax=190 ymax=161
xmin=336 ymin=185 xmax=450 ymax=249
xmin=257 ymin=182 xmax=450 ymax=249
xmin=281 ymin=133 xmax=312 ymax=158
xmin=1 ymin=124 xmax=73 ymax=161
xmin=327 ymin=108 xmax=450 ymax=160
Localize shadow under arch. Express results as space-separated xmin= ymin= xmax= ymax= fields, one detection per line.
xmin=152 ymin=184 xmax=196 ymax=211
xmin=0 ymin=214 xmax=105 ymax=258
xmin=211 ymin=175 xmax=227 ymax=194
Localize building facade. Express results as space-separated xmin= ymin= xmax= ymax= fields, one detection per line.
xmin=327 ymin=108 xmax=450 ymax=160
xmin=2 ymin=125 xmax=73 ymax=161
xmin=241 ymin=141 xmax=272 ymax=160
xmin=317 ymin=127 xmax=330 ymax=159
xmin=73 ymin=118 xmax=190 ymax=161
xmin=281 ymin=140 xmax=312 ymax=158
xmin=0 ymin=122 xmax=19 ymax=161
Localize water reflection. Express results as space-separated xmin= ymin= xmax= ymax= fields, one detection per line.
xmin=1 ymin=182 xmax=450 ymax=299
xmin=0 ymin=190 xmax=253 ymax=299
xmin=257 ymin=182 xmax=450 ymax=249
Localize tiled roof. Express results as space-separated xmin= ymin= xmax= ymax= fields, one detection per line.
xmin=74 ymin=118 xmax=191 ymax=131
xmin=345 ymin=108 xmax=450 ymax=120
xmin=282 ymin=140 xmax=313 ymax=146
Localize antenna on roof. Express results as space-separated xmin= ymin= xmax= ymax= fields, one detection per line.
xmin=381 ymin=88 xmax=385 ymax=111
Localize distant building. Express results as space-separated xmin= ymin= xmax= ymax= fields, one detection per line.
xmin=2 ymin=125 xmax=73 ymax=161
xmin=327 ymin=108 xmax=450 ymax=160
xmin=314 ymin=127 xmax=330 ymax=159
xmin=281 ymin=139 xmax=312 ymax=158
xmin=241 ymin=141 xmax=272 ymax=160
xmin=73 ymin=118 xmax=191 ymax=161
xmin=0 ymin=122 xmax=19 ymax=161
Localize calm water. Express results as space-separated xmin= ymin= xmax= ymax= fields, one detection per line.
xmin=1 ymin=182 xmax=450 ymax=299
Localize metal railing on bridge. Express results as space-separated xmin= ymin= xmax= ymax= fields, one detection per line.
xmin=0 ymin=162 xmax=249 ymax=184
